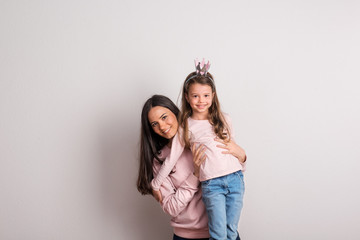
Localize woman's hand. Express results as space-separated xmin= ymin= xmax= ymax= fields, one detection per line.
xmin=215 ymin=138 xmax=247 ymax=163
xmin=191 ymin=143 xmax=207 ymax=178
xmin=152 ymin=189 xmax=163 ymax=204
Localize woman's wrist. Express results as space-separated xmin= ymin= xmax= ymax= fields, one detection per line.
xmin=237 ymin=154 xmax=246 ymax=163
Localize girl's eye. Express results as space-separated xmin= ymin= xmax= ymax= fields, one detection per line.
xmin=205 ymin=95 xmax=209 ymax=97
xmin=162 ymin=115 xmax=167 ymax=120
xmin=151 ymin=122 xmax=158 ymax=127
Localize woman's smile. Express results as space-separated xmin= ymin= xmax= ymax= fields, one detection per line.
xmin=148 ymin=106 xmax=178 ymax=139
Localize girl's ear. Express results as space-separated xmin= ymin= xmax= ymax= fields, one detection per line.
xmin=185 ymin=94 xmax=189 ymax=103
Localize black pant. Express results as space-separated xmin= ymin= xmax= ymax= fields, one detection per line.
xmin=173 ymin=234 xmax=209 ymax=240
xmin=173 ymin=233 xmax=241 ymax=240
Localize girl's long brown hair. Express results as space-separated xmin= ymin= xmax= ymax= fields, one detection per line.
xmin=179 ymin=72 xmax=230 ymax=148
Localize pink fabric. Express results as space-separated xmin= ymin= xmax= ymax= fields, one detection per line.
xmin=188 ymin=114 xmax=246 ymax=181
xmin=151 ymin=131 xmax=184 ymax=191
xmin=153 ymin=146 xmax=209 ymax=239
xmin=151 ymin=114 xmax=245 ymax=188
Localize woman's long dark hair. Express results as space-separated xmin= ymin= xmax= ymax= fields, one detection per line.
xmin=137 ymin=95 xmax=180 ymax=195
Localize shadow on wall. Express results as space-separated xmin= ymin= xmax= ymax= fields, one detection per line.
xmin=98 ymin=114 xmax=172 ymax=239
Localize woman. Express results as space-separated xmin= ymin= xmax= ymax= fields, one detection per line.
xmin=137 ymin=95 xmax=246 ymax=240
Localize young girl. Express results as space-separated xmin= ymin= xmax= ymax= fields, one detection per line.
xmin=151 ymin=59 xmax=246 ymax=240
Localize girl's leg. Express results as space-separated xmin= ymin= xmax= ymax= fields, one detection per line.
xmin=226 ymin=171 xmax=245 ymax=240
xmin=201 ymin=177 xmax=227 ymax=240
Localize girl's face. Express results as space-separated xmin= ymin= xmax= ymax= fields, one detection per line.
xmin=148 ymin=106 xmax=179 ymax=139
xmin=186 ymin=83 xmax=214 ymax=118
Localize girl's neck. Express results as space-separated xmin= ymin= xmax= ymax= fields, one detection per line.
xmin=190 ymin=112 xmax=209 ymax=120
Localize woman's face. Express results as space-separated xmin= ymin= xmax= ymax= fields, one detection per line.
xmin=148 ymin=106 xmax=179 ymax=139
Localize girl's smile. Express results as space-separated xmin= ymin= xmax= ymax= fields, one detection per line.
xmin=186 ymin=83 xmax=214 ymax=119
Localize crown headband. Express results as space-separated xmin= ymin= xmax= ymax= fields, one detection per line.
xmin=186 ymin=58 xmax=213 ymax=83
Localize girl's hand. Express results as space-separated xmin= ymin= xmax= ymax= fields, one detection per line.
xmin=191 ymin=143 xmax=207 ymax=178
xmin=215 ymin=138 xmax=247 ymax=163
xmin=152 ymin=189 xmax=163 ymax=204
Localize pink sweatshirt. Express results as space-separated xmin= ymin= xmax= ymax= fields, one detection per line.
xmin=153 ymin=146 xmax=209 ymax=239
xmin=152 ymin=114 xmax=245 ymax=189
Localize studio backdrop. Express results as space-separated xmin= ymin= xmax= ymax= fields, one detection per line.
xmin=1 ymin=0 xmax=359 ymax=239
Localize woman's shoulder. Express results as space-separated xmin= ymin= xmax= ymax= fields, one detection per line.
xmin=153 ymin=146 xmax=192 ymax=174
xmin=152 ymin=146 xmax=169 ymax=172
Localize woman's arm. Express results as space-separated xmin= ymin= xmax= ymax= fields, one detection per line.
xmin=151 ymin=132 xmax=184 ymax=191
xmin=219 ymin=114 xmax=247 ymax=163
xmin=154 ymin=145 xmax=206 ymax=217
xmin=215 ymin=137 xmax=247 ymax=163
xmin=160 ymin=172 xmax=200 ymax=217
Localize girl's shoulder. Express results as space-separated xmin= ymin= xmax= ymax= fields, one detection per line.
xmin=222 ymin=112 xmax=230 ymax=118
xmin=221 ymin=112 xmax=232 ymax=122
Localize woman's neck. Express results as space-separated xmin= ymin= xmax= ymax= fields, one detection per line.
xmin=166 ymin=138 xmax=173 ymax=148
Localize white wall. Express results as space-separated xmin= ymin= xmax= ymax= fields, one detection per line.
xmin=1 ymin=0 xmax=360 ymax=239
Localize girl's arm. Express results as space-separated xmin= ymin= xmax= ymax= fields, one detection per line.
xmin=151 ymin=131 xmax=184 ymax=191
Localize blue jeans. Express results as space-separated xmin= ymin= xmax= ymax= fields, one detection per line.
xmin=201 ymin=170 xmax=245 ymax=240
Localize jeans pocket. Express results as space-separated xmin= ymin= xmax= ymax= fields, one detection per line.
xmin=201 ymin=178 xmax=212 ymax=188
xmin=235 ymin=171 xmax=245 ymax=188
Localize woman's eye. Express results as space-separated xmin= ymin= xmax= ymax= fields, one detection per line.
xmin=151 ymin=123 xmax=157 ymax=127
xmin=162 ymin=115 xmax=167 ymax=120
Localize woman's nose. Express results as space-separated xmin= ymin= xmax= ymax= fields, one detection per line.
xmin=159 ymin=121 xmax=166 ymax=130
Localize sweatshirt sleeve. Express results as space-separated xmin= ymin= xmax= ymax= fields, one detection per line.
xmin=151 ymin=132 xmax=185 ymax=191
xmin=159 ymin=172 xmax=200 ymax=217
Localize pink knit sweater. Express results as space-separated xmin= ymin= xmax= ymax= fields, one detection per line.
xmin=152 ymin=114 xmax=245 ymax=190
xmin=153 ymin=146 xmax=209 ymax=239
